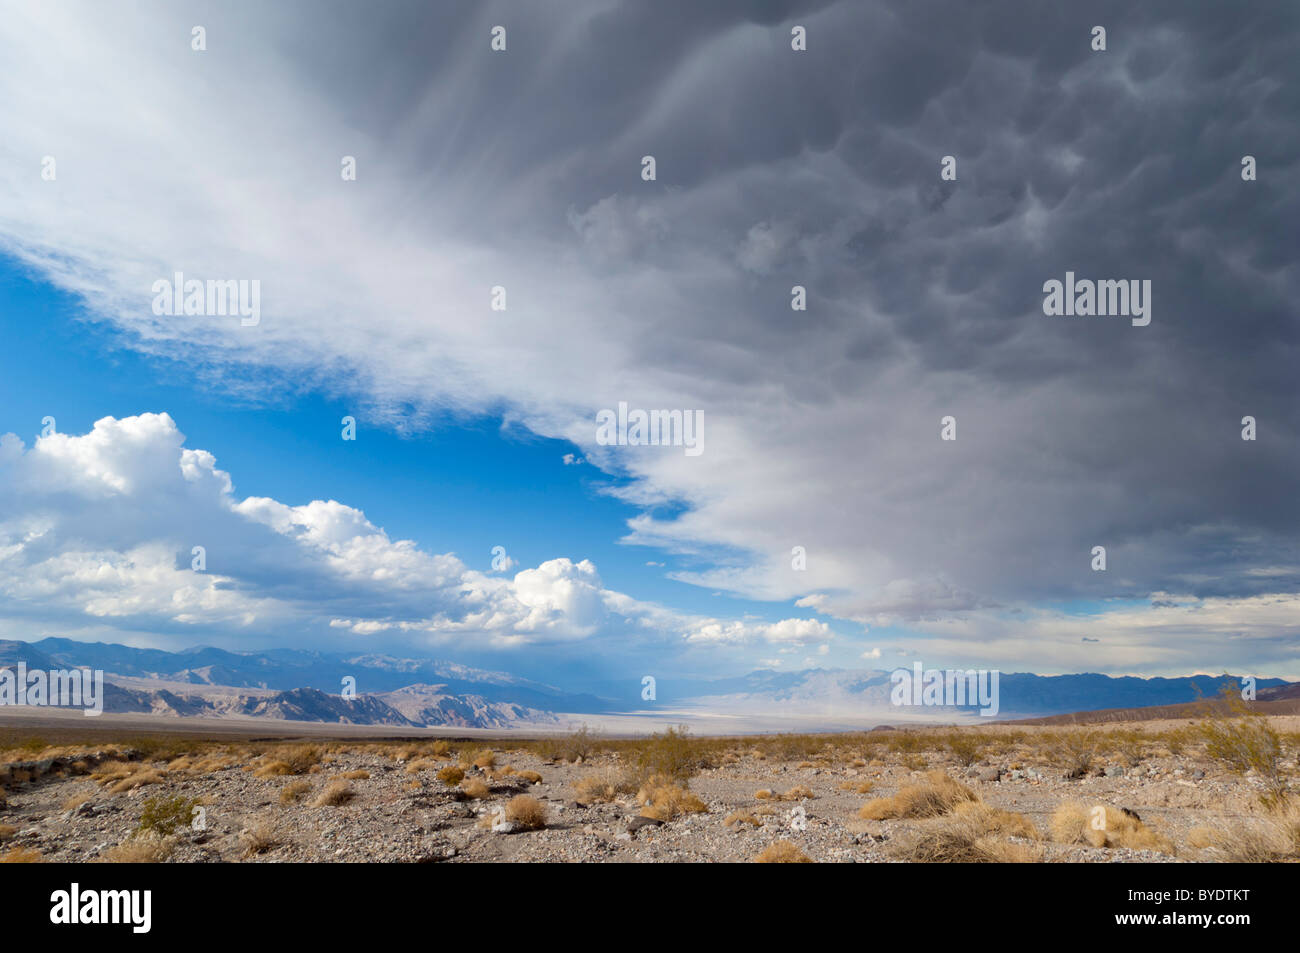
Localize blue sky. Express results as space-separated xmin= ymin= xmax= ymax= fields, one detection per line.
xmin=0 ymin=252 xmax=868 ymax=686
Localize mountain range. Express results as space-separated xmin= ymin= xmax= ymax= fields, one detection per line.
xmin=0 ymin=639 xmax=1290 ymax=730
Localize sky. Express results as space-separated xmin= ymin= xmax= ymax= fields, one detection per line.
xmin=0 ymin=0 xmax=1296 ymax=690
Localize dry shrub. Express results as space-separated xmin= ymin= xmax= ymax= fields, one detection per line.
xmin=471 ymin=749 xmax=497 ymax=769
xmin=1198 ymin=690 xmax=1288 ymax=803
xmin=436 ymin=765 xmax=466 ymax=785
xmin=1049 ymin=731 xmax=1100 ymax=779
xmin=724 ymin=810 xmax=762 ymax=828
xmin=252 ymin=760 xmax=294 ymax=778
xmin=754 ymin=789 xmax=774 ymax=800
xmin=138 ymin=795 xmax=200 ymax=835
xmin=572 ymin=773 xmax=617 ymax=804
xmin=504 ymin=795 xmax=547 ymax=830
xmin=310 ymin=781 xmax=355 ymax=807
xmin=0 ymin=846 xmax=41 ymax=863
xmin=891 ymin=802 xmax=1042 ymax=863
xmin=634 ymin=725 xmax=699 ymax=783
xmin=1050 ymin=803 xmax=1172 ymax=852
xmin=754 ymin=839 xmax=812 ymax=863
xmin=279 ymin=779 xmax=312 ymax=803
xmin=102 ymin=830 xmax=175 ymax=863
xmin=0 ymin=824 xmax=16 ymax=841
xmin=341 ymin=770 xmax=369 ymax=780
xmin=752 ymin=804 xmax=777 ymax=817
xmin=515 ymin=769 xmax=542 ymax=784
xmin=859 ymin=771 xmax=979 ymax=820
xmin=781 ymin=785 xmax=814 ymax=801
xmin=238 ymin=820 xmax=279 ymax=858
xmin=460 ymin=778 xmax=490 ymax=799
xmin=637 ymin=781 xmax=707 ymax=821
xmin=946 ymin=732 xmax=986 ymax=767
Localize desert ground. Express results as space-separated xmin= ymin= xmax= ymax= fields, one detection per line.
xmin=1 ymin=713 xmax=1297 ymax=863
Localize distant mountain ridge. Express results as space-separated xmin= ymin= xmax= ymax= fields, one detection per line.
xmin=0 ymin=639 xmax=589 ymax=728
xmin=606 ymin=667 xmax=1292 ymax=719
xmin=0 ymin=639 xmax=1291 ymax=728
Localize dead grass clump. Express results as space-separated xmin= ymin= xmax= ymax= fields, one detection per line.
xmin=572 ymin=773 xmax=617 ymax=804
xmin=101 ymin=830 xmax=175 ymax=863
xmin=504 ymin=795 xmax=548 ymax=830
xmin=310 ymin=781 xmax=355 ymax=807
xmin=637 ymin=781 xmax=707 ymax=821
xmin=470 ymin=749 xmax=497 ymax=769
xmin=515 ymin=769 xmax=542 ymax=784
xmin=754 ymin=789 xmax=775 ymax=800
xmin=0 ymin=824 xmax=16 ymax=841
xmin=280 ymin=745 xmax=323 ymax=774
xmin=754 ymin=839 xmax=812 ymax=863
xmin=253 ymin=745 xmax=321 ymax=778
xmin=1189 ymin=797 xmax=1300 ymax=862
xmin=891 ymin=802 xmax=1042 ymax=863
xmin=89 ymin=760 xmax=134 ymax=785
xmin=341 ymin=770 xmax=369 ymax=780
xmin=460 ymin=778 xmax=490 ymax=799
xmin=238 ymin=820 xmax=279 ymax=858
xmin=0 ymin=846 xmax=41 ymax=863
xmin=107 ymin=768 xmax=164 ymax=795
xmin=279 ymin=779 xmax=312 ymax=803
xmin=62 ymin=793 xmax=92 ymax=812
xmin=724 ymin=810 xmax=762 ymax=828
xmin=781 ymin=785 xmax=815 ymax=801
xmin=838 ymin=780 xmax=874 ymax=794
xmin=1050 ymin=803 xmax=1172 ymax=852
xmin=859 ymin=771 xmax=979 ymax=820
xmin=436 ymin=765 xmax=466 ymax=785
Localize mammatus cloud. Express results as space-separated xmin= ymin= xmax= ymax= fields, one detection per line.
xmin=0 ymin=414 xmax=829 ymax=658
xmin=0 ymin=2 xmax=1296 ymax=674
